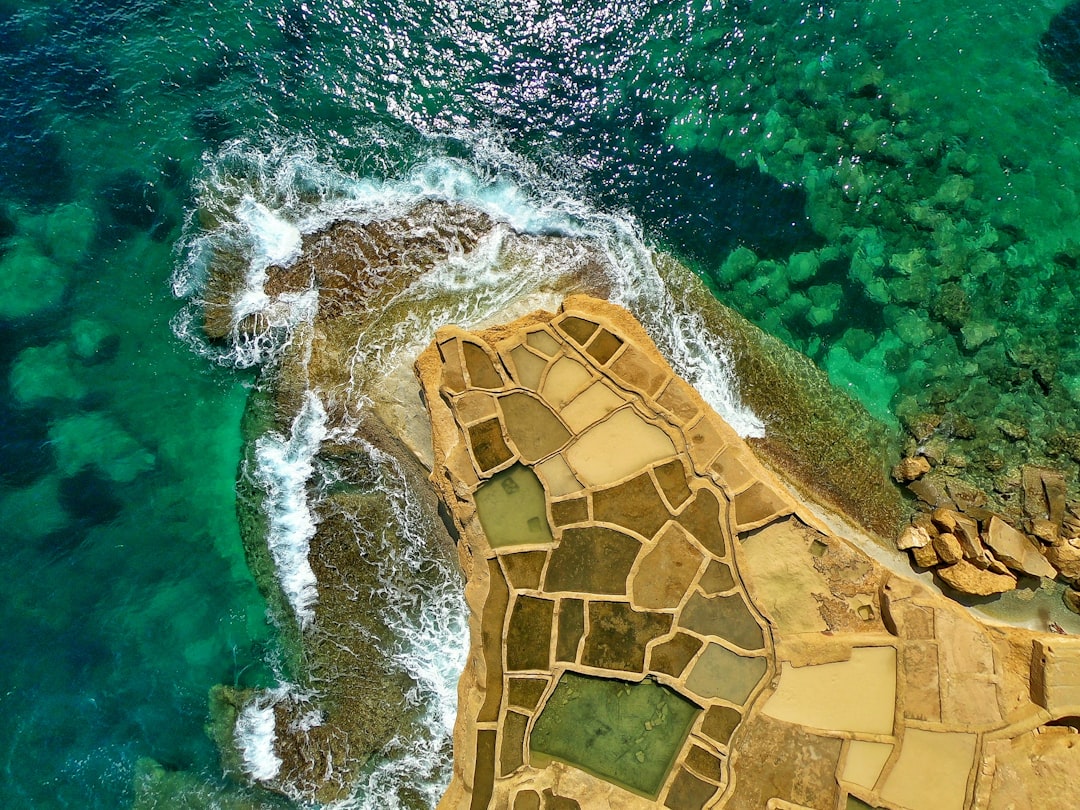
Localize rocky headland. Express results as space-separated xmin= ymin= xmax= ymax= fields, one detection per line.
xmin=193 ymin=199 xmax=1080 ymax=806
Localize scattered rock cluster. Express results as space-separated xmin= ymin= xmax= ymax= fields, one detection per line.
xmin=894 ymin=457 xmax=1080 ymax=608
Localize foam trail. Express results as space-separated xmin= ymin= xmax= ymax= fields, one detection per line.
xmin=235 ymin=698 xmax=282 ymax=782
xmin=231 ymin=196 xmax=304 ymax=324
xmin=254 ymin=390 xmax=326 ymax=629
xmin=177 ymin=145 xmax=762 ymax=434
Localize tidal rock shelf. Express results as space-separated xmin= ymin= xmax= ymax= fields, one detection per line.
xmin=417 ymin=296 xmax=1080 ymax=810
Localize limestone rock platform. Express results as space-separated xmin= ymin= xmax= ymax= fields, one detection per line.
xmin=415 ymin=295 xmax=1080 ymax=810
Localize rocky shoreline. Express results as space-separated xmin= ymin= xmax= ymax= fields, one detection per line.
xmin=892 ymin=453 xmax=1080 ymax=610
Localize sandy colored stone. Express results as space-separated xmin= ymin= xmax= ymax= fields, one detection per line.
xmin=738 ymin=519 xmax=830 ymax=634
xmin=984 ymin=728 xmax=1080 ymax=810
xmin=912 ymin=541 xmax=941 ymax=568
xmin=722 ymin=714 xmax=842 ymax=810
xmin=540 ymin=356 xmax=594 ymax=409
xmin=841 ymin=740 xmax=892 ymax=792
xmin=935 ymin=558 xmax=1017 ymax=596
xmin=510 ymin=345 xmax=548 ymax=389
xmin=413 ymin=296 xmax=1079 ymax=810
xmin=1045 ymin=539 xmax=1080 ymax=582
xmin=564 ymin=408 xmax=676 ymax=487
xmin=897 ymin=523 xmax=932 ymax=550
xmin=761 ymin=647 xmax=896 ymax=736
xmin=560 ymin=381 xmax=626 ymax=433
xmin=609 ymin=343 xmax=669 ymax=397
xmin=534 ymin=454 xmax=582 ymax=497
xmin=984 ymin=516 xmax=1057 ymax=579
xmin=892 ymin=455 xmax=931 ymax=482
xmin=1022 ymin=465 xmax=1067 ymax=526
xmin=1031 ymin=637 xmax=1080 ymax=715
xmin=950 ymin=511 xmax=985 ymax=560
xmin=879 ymin=729 xmax=976 ymax=810
xmin=933 ymin=531 xmax=964 ymax=565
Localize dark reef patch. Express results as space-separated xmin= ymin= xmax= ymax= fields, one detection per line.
xmin=99 ymin=170 xmax=175 ymax=240
xmin=0 ymin=123 xmax=73 ymax=208
xmin=1041 ymin=2 xmax=1080 ymax=91
xmin=0 ymin=400 xmax=53 ymax=488
xmin=574 ymin=106 xmax=819 ymax=263
xmin=59 ymin=469 xmax=124 ymax=529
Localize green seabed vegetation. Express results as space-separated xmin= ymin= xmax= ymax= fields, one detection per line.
xmin=650 ymin=1 xmax=1080 ymax=514
xmin=658 ymin=255 xmax=906 ymax=535
xmin=530 ymin=673 xmax=701 ymax=799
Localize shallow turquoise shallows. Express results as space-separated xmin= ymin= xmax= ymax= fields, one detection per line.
xmin=3 ymin=0 xmax=1080 ymax=806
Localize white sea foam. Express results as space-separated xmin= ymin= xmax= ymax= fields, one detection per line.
xmin=176 ymin=140 xmax=762 ymax=433
xmin=254 ymin=390 xmax=326 ymax=629
xmin=235 ymin=697 xmax=282 ymax=782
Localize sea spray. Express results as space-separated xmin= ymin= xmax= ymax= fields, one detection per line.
xmin=235 ymin=696 xmax=283 ymax=782
xmin=254 ymin=390 xmax=326 ymax=629
xmin=175 ymin=142 xmax=761 ymax=435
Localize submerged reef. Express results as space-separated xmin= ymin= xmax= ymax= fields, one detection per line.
xmin=654 ymin=2 xmax=1080 ymax=542
xmin=1041 ymin=2 xmax=1080 ymax=92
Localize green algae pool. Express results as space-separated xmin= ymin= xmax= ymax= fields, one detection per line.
xmin=475 ymin=464 xmax=554 ymax=549
xmin=530 ymin=672 xmax=701 ymax=798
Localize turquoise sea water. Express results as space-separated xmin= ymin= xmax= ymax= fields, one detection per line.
xmin=3 ymin=0 xmax=1080 ymax=806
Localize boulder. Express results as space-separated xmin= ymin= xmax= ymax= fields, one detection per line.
xmin=935 ymin=559 xmax=1017 ymax=596
xmin=950 ymin=512 xmax=984 ymax=560
xmin=892 ymin=455 xmax=931 ymax=483
xmin=907 ymin=473 xmax=957 ymax=509
xmin=897 ymin=524 xmax=932 ymax=550
xmin=932 ymin=532 xmax=964 ymax=566
xmin=912 ymin=542 xmax=940 ymax=568
xmin=930 ymin=507 xmax=957 ymax=533
xmin=1045 ymin=473 xmax=1068 ymax=527
xmin=1065 ymin=588 xmax=1080 ymax=616
xmin=1062 ymin=506 xmax=1080 ymax=540
xmin=1022 ymin=465 xmax=1067 ymax=527
xmin=983 ymin=516 xmax=1057 ymax=579
xmin=1031 ymin=518 xmax=1059 ymax=545
xmin=1045 ymin=540 xmax=1080 ymax=584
